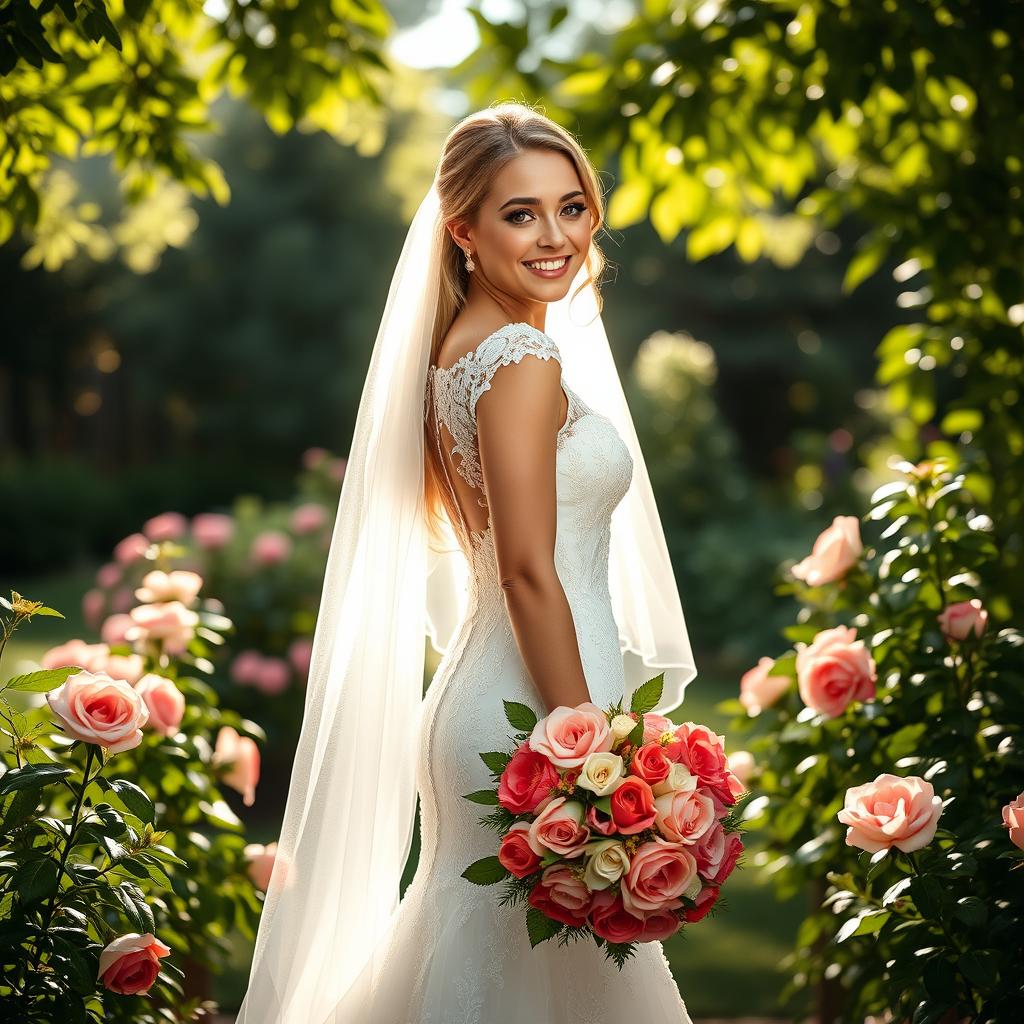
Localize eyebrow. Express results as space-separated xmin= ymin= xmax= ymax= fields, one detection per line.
xmin=498 ymin=190 xmax=585 ymax=211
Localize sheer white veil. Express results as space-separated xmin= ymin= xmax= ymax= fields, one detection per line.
xmin=235 ymin=175 xmax=696 ymax=1023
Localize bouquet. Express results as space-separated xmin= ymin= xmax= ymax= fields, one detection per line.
xmin=461 ymin=673 xmax=747 ymax=967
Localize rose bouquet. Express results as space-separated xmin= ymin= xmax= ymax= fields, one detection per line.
xmin=461 ymin=673 xmax=748 ymax=967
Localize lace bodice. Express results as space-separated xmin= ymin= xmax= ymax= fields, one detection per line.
xmin=425 ymin=322 xmax=594 ymax=512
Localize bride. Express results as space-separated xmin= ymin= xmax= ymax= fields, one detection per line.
xmin=236 ymin=102 xmax=698 ymax=1023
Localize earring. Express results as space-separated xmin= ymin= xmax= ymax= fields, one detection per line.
xmin=463 ymin=249 xmax=476 ymax=272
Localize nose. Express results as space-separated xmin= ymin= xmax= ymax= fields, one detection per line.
xmin=537 ymin=212 xmax=568 ymax=249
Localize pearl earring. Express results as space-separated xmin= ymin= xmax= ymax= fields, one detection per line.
xmin=463 ymin=249 xmax=476 ymax=272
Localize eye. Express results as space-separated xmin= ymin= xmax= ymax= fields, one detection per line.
xmin=505 ymin=201 xmax=588 ymax=225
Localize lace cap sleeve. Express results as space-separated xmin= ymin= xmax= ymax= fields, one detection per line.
xmin=466 ymin=325 xmax=562 ymax=422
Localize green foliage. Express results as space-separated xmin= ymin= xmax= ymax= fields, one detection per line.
xmin=0 ymin=0 xmax=395 ymax=248
xmin=725 ymin=461 xmax=1024 ymax=1020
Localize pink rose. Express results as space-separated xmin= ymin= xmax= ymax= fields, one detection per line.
xmin=739 ymin=656 xmax=791 ymax=715
xmin=498 ymin=822 xmax=542 ymax=878
xmin=243 ymin=841 xmax=279 ymax=891
xmin=528 ymin=865 xmax=592 ymax=927
xmin=287 ymin=637 xmax=313 ymax=680
xmin=101 ymin=614 xmax=134 ymax=647
xmin=937 ymin=599 xmax=988 ymax=642
xmin=692 ymin=820 xmax=726 ymax=879
xmin=642 ymin=713 xmax=675 ymax=744
xmin=653 ymin=787 xmax=716 ymax=845
xmin=683 ymin=884 xmax=719 ymax=923
xmin=672 ymin=723 xmax=743 ymax=809
xmin=629 ymin=742 xmax=672 ymax=787
xmin=528 ymin=701 xmax=613 ymax=769
xmin=114 ymin=533 xmax=149 ymax=565
xmin=328 ymin=457 xmax=347 ymax=482
xmin=135 ymin=569 xmax=203 ymax=606
xmin=96 ymin=562 xmax=122 ymax=588
xmin=41 ymin=638 xmax=104 ymax=672
xmin=795 ymin=625 xmax=877 ymax=719
xmin=213 ymin=726 xmax=260 ymax=806
xmin=527 ymin=796 xmax=591 ymax=858
xmin=703 ymin=831 xmax=743 ymax=886
xmin=302 ymin=446 xmax=328 ymax=470
xmin=838 ymin=773 xmax=943 ymax=853
xmin=289 ymin=502 xmax=328 ymax=535
xmin=135 ymin=674 xmax=185 ymax=737
xmin=791 ymin=514 xmax=862 ymax=586
xmin=101 ymin=652 xmax=146 ymax=686
xmin=586 ymin=802 xmax=618 ymax=836
xmin=1002 ymin=792 xmax=1024 ymax=851
xmin=727 ymin=750 xmax=755 ymax=787
xmin=609 ymin=775 xmax=658 ymax=835
xmin=46 ymin=670 xmax=149 ymax=753
xmin=191 ymin=512 xmax=235 ymax=550
xmin=82 ymin=589 xmax=105 ymax=630
xmin=250 ymin=530 xmax=292 ymax=567
xmin=143 ymin=511 xmax=188 ymax=541
xmin=636 ymin=905 xmax=683 ymax=942
xmin=621 ymin=836 xmax=697 ymax=915
xmin=587 ymin=889 xmax=646 ymax=943
xmin=111 ymin=586 xmax=135 ymax=613
xmin=125 ymin=601 xmax=199 ymax=656
xmin=230 ymin=650 xmax=264 ymax=687
xmin=98 ymin=932 xmax=171 ymax=994
xmin=498 ymin=742 xmax=559 ymax=814
xmin=254 ymin=657 xmax=290 ymax=696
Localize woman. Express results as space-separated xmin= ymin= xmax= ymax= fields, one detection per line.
xmin=236 ymin=102 xmax=698 ymax=1023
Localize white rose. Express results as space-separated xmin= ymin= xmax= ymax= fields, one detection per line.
xmin=582 ymin=839 xmax=631 ymax=890
xmin=575 ymin=751 xmax=625 ymax=796
xmin=651 ymin=762 xmax=698 ymax=797
xmin=609 ymin=714 xmax=637 ymax=741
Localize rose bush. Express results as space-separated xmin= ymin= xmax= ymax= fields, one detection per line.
xmin=721 ymin=459 xmax=1024 ymax=1022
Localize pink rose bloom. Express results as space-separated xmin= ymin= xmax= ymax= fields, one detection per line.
xmin=587 ymin=889 xmax=646 ymax=943
xmin=82 ymin=589 xmax=105 ymax=630
xmin=636 ymin=905 xmax=683 ymax=942
xmin=838 ymin=773 xmax=943 ymax=853
xmin=191 ymin=512 xmax=235 ymax=550
xmin=289 ymin=502 xmax=328 ymax=535
xmin=672 ymin=723 xmax=743 ymax=809
xmin=642 ymin=712 xmax=675 ymax=744
xmin=328 ymin=457 xmax=347 ymax=482
xmin=683 ymin=884 xmax=720 ymax=923
xmin=498 ymin=742 xmax=559 ymax=814
xmin=98 ymin=932 xmax=171 ymax=995
xmin=243 ymin=841 xmax=279 ymax=891
xmin=791 ymin=514 xmax=863 ymax=586
xmin=254 ymin=657 xmax=290 ymax=695
xmin=1002 ymin=792 xmax=1024 ymax=851
xmin=101 ymin=652 xmax=146 ymax=687
xmin=739 ymin=656 xmax=791 ymax=715
xmin=528 ymin=865 xmax=592 ymax=927
xmin=703 ymin=831 xmax=743 ymax=886
xmin=230 ymin=650 xmax=264 ymax=687
xmin=796 ymin=625 xmax=877 ymax=719
xmin=125 ymin=601 xmax=199 ymax=656
xmin=96 ymin=562 xmax=122 ymax=588
xmin=287 ymin=637 xmax=313 ymax=680
xmin=498 ymin=822 xmax=543 ymax=878
xmin=135 ymin=569 xmax=203 ymax=607
xmin=586 ymin=802 xmax=618 ymax=837
xmin=111 ymin=586 xmax=136 ymax=613
xmin=46 ymin=670 xmax=149 ymax=754
xmin=654 ymin=788 xmax=716 ymax=845
xmin=302 ymin=446 xmax=328 ymax=470
xmin=101 ymin=613 xmax=135 ymax=647
xmin=143 ymin=511 xmax=188 ymax=541
xmin=114 ymin=533 xmax=149 ymax=565
xmin=41 ymin=638 xmax=105 ymax=672
xmin=937 ymin=599 xmax=988 ymax=642
xmin=213 ymin=726 xmax=260 ymax=806
xmin=250 ymin=530 xmax=292 ymax=567
xmin=526 ymin=796 xmax=591 ymax=858
xmin=692 ymin=820 xmax=727 ymax=879
xmin=135 ymin=674 xmax=185 ymax=737
xmin=621 ymin=836 xmax=697 ymax=916
xmin=528 ymin=701 xmax=613 ymax=769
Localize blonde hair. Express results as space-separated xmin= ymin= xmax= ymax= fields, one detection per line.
xmin=423 ymin=101 xmax=608 ymax=549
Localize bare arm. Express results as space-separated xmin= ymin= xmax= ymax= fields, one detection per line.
xmin=475 ymin=353 xmax=591 ymax=715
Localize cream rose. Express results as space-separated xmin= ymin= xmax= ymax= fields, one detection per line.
xmin=609 ymin=714 xmax=637 ymax=741
xmin=582 ymin=838 xmax=631 ymax=890
xmin=575 ymin=751 xmax=625 ymax=796
xmin=135 ymin=569 xmax=203 ymax=607
xmin=651 ymin=762 xmax=698 ymax=798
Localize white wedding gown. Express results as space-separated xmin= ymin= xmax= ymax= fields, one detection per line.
xmin=328 ymin=323 xmax=693 ymax=1023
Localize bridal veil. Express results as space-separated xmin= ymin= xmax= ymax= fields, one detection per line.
xmin=235 ymin=176 xmax=696 ymax=1023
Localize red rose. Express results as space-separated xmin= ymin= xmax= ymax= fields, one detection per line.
xmin=498 ymin=742 xmax=559 ymax=814
xmin=638 ymin=905 xmax=683 ymax=941
xmin=705 ymin=832 xmax=743 ymax=886
xmin=609 ymin=776 xmax=657 ymax=835
xmin=629 ymin=742 xmax=672 ymax=787
xmin=683 ymin=885 xmax=720 ymax=923
xmin=673 ymin=723 xmax=739 ymax=808
xmin=587 ymin=889 xmax=646 ymax=943
xmin=498 ymin=823 xmax=542 ymax=878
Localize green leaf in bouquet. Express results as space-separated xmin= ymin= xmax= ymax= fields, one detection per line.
xmin=0 ymin=761 xmax=74 ymax=796
xmin=462 ymin=789 xmax=499 ymax=805
xmin=592 ymin=795 xmax=613 ymax=816
xmin=628 ymin=673 xmax=664 ymax=716
xmin=604 ymin=939 xmax=638 ymax=969
xmin=539 ymin=848 xmax=561 ymax=867
xmin=479 ymin=751 xmax=511 ymax=775
xmin=503 ymin=700 xmax=538 ymax=732
xmin=626 ymin=717 xmax=645 ymax=748
xmin=2 ymin=666 xmax=82 ymax=693
xmin=525 ymin=905 xmax=563 ymax=947
xmin=461 ymin=855 xmax=509 ymax=885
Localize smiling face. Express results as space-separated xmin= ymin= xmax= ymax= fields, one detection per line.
xmin=449 ymin=148 xmax=595 ymax=307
